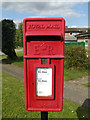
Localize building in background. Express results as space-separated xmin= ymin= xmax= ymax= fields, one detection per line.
xmin=65 ymin=26 xmax=90 ymax=47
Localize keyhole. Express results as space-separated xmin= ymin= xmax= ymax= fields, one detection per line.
xmin=32 ymin=83 xmax=34 ymax=85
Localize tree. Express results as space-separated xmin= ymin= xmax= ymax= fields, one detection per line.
xmin=15 ymin=29 xmax=19 ymax=47
xmin=15 ymin=22 xmax=23 ymax=47
xmin=2 ymin=19 xmax=17 ymax=59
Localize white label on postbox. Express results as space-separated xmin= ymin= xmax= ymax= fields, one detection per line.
xmin=36 ymin=68 xmax=52 ymax=96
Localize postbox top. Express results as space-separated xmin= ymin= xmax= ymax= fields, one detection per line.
xmin=23 ymin=17 xmax=65 ymax=21
xmin=23 ymin=17 xmax=65 ymax=36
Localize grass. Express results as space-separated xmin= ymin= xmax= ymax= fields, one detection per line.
xmin=15 ymin=47 xmax=23 ymax=49
xmin=82 ymin=82 xmax=90 ymax=87
xmin=64 ymin=69 xmax=88 ymax=81
xmin=0 ymin=72 xmax=2 ymax=119
xmin=1 ymin=51 xmax=88 ymax=81
xmin=2 ymin=72 xmax=89 ymax=119
xmin=2 ymin=51 xmax=23 ymax=67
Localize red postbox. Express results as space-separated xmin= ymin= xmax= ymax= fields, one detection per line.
xmin=23 ymin=18 xmax=65 ymax=112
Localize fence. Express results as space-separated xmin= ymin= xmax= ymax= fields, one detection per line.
xmin=65 ymin=42 xmax=85 ymax=47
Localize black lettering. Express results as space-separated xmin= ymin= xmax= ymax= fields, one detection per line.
xmin=42 ymin=80 xmax=47 ymax=82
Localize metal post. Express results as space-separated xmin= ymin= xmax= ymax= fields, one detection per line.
xmin=41 ymin=111 xmax=48 ymax=120
xmin=41 ymin=59 xmax=48 ymax=120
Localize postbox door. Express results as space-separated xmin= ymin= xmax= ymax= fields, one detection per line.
xmin=25 ymin=57 xmax=64 ymax=111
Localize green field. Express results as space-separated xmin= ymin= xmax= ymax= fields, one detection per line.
xmin=2 ymin=72 xmax=88 ymax=119
xmin=64 ymin=69 xmax=88 ymax=81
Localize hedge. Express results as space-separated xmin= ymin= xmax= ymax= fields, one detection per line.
xmin=64 ymin=45 xmax=88 ymax=70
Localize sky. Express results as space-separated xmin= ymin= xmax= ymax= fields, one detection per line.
xmin=0 ymin=0 xmax=89 ymax=28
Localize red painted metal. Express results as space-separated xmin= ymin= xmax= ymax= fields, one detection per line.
xmin=23 ymin=18 xmax=65 ymax=112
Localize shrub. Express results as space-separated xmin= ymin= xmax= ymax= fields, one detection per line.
xmin=64 ymin=45 xmax=88 ymax=70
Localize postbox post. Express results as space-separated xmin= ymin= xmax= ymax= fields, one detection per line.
xmin=41 ymin=58 xmax=48 ymax=120
xmin=41 ymin=111 xmax=48 ymax=120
